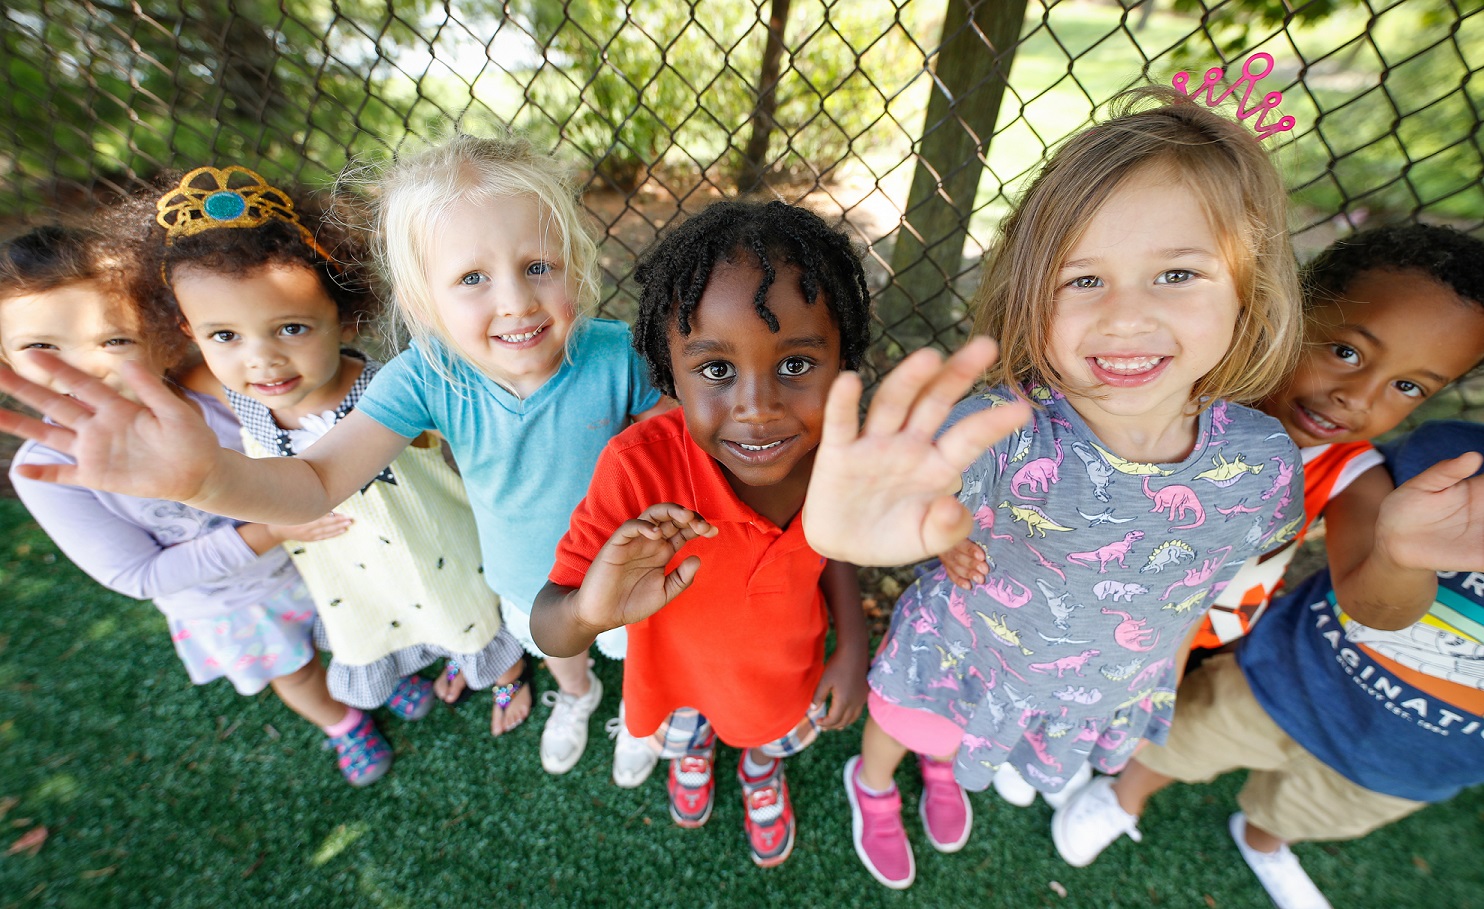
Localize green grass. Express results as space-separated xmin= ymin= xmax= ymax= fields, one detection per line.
xmin=1 ymin=496 xmax=1482 ymax=908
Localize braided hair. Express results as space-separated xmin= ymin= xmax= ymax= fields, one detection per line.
xmin=633 ymin=199 xmax=872 ymax=397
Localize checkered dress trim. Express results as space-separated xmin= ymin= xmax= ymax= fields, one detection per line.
xmin=223 ymin=348 xmax=395 ymax=487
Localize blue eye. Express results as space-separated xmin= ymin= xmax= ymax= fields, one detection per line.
xmin=460 ymin=272 xmax=485 ymax=286
xmin=779 ymin=357 xmax=813 ymax=377
xmin=527 ymin=261 xmax=553 ymax=277
xmin=1066 ymin=275 xmax=1101 ymax=289
xmin=700 ymin=362 xmax=735 ymax=381
xmin=103 ymin=338 xmax=136 ymax=348
xmin=21 ymin=342 xmax=58 ymax=350
xmin=1156 ymin=269 xmax=1195 ymax=284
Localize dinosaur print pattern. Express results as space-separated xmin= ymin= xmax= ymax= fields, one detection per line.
xmin=869 ymin=383 xmax=1300 ymax=793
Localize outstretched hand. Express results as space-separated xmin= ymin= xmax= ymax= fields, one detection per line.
xmin=572 ymin=503 xmax=718 ymax=634
xmin=0 ymin=354 xmax=221 ymax=502
xmin=1375 ymin=451 xmax=1484 ymax=573
xmin=802 ymin=337 xmax=1031 ymax=566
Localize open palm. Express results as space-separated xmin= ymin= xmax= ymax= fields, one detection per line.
xmin=576 ymin=503 xmax=717 ymax=631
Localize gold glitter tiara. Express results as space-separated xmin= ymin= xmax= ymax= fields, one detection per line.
xmin=155 ymin=165 xmax=337 ymax=263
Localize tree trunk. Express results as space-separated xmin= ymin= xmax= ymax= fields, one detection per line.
xmin=738 ymin=0 xmax=791 ymax=191
xmin=875 ymin=0 xmax=1028 ymax=359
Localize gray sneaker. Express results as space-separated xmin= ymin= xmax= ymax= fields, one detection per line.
xmin=539 ymin=668 xmax=602 ymax=774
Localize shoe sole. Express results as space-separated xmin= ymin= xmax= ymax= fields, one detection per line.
xmin=919 ymin=783 xmax=972 ymax=853
xmin=540 ymin=675 xmax=602 ymax=774
xmin=1050 ymin=795 xmax=1106 ymax=868
xmin=844 ymin=755 xmax=915 ymax=890
xmin=669 ymin=793 xmax=713 ymax=828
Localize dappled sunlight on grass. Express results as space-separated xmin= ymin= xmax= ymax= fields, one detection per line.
xmin=311 ymin=822 xmax=369 ymax=867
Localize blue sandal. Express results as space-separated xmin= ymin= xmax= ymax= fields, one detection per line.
xmin=384 ymin=674 xmax=435 ymax=721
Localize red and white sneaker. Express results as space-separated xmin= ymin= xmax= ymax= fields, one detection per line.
xmin=667 ymin=743 xmax=716 ymax=828
xmin=738 ymin=755 xmax=795 ymax=867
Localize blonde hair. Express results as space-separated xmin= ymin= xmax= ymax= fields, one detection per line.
xmin=366 ymin=132 xmax=600 ymax=382
xmin=973 ymin=85 xmax=1301 ymax=408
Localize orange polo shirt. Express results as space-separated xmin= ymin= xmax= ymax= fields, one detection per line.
xmin=549 ymin=408 xmax=829 ymax=747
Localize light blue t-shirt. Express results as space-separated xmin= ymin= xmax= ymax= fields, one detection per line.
xmin=356 ymin=319 xmax=661 ymax=609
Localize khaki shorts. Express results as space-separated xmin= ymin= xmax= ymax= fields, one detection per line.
xmin=1136 ymin=653 xmax=1425 ymax=843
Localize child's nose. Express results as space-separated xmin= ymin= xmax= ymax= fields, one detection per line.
xmin=731 ymin=374 xmax=784 ymax=423
xmin=493 ymin=275 xmax=539 ymax=319
xmin=1331 ymin=375 xmax=1380 ymax=414
xmin=1095 ymin=286 xmax=1158 ymax=334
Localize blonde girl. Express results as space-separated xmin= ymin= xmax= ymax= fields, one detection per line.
xmin=801 ymin=85 xmax=1305 ymax=889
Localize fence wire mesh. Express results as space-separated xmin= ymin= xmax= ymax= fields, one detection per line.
xmin=3 ymin=0 xmax=1481 ymax=395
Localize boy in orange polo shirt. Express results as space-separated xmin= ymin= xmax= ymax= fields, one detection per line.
xmin=533 ymin=200 xmax=872 ymax=867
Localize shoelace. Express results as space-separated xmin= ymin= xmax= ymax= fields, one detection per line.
xmin=540 ymin=689 xmax=589 ymax=736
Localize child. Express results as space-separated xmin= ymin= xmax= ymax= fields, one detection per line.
xmin=0 ymin=225 xmax=391 ymax=786
xmin=983 ymin=223 xmax=1484 ymax=809
xmin=530 ymin=200 xmax=872 ymax=867
xmin=0 ymin=134 xmax=666 ymax=784
xmin=799 ymin=84 xmax=1308 ymax=889
xmin=1191 ymin=223 xmax=1484 ymax=652
xmin=140 ymin=165 xmax=525 ymax=732
xmin=1052 ymin=419 xmax=1484 ymax=909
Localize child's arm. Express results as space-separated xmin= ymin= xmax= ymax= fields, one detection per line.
xmin=531 ymin=504 xmax=718 ymax=657
xmin=236 ymin=514 xmax=354 ymax=555
xmin=802 ymin=337 xmax=1031 ymax=566
xmin=0 ymin=355 xmax=411 ymax=524
xmin=812 ymin=559 xmax=869 ymax=730
xmin=1326 ymin=454 xmax=1484 ymax=630
xmin=11 ymin=470 xmax=287 ymax=600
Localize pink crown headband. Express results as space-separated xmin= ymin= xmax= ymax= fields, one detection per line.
xmin=1171 ymin=52 xmax=1297 ymax=141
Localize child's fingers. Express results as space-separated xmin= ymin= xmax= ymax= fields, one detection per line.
xmin=0 ymin=364 xmax=96 ymax=430
xmin=919 ymin=496 xmax=974 ymax=557
xmin=662 ymin=554 xmax=702 ymax=602
xmin=119 ymin=358 xmax=189 ymax=415
xmin=936 ymin=397 xmax=1032 ymax=472
xmin=819 ymin=370 xmax=864 ymax=449
xmin=636 ymin=502 xmax=716 ymax=539
xmin=15 ymin=352 xmax=122 ymax=415
xmin=902 ymin=336 xmax=1001 ymax=438
xmin=9 ymin=460 xmax=80 ymax=486
xmin=0 ymin=407 xmax=76 ymax=454
xmin=862 ymin=347 xmax=944 ymax=437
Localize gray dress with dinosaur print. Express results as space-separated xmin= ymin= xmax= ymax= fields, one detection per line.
xmin=869 ymin=383 xmax=1301 ymax=792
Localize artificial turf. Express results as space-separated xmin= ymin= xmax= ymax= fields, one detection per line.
xmin=1 ymin=497 xmax=1480 ymax=908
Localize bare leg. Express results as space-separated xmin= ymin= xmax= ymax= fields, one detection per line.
xmin=1110 ymin=758 xmax=1176 ymax=816
xmin=545 ymin=650 xmax=594 ymax=695
xmin=1241 ymin=819 xmax=1287 ymax=853
xmin=859 ymin=716 xmax=913 ymax=791
xmin=269 ymin=654 xmax=347 ymax=728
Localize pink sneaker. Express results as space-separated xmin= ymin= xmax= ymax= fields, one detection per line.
xmin=917 ymin=754 xmax=972 ymax=852
xmin=843 ymin=755 xmax=915 ymax=889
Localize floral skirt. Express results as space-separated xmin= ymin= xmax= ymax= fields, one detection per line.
xmin=167 ymin=581 xmax=318 ymax=695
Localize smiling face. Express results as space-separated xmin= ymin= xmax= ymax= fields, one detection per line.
xmin=0 ymin=282 xmax=167 ymax=399
xmin=1263 ymin=268 xmax=1484 ymax=448
xmin=1047 ymin=165 xmax=1241 ymax=456
xmin=424 ymin=193 xmax=578 ymax=397
xmin=668 ymin=258 xmax=842 ymax=519
xmin=173 ymin=264 xmax=352 ymax=426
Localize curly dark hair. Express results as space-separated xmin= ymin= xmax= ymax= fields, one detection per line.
xmin=108 ymin=173 xmax=383 ymax=337
xmin=0 ymin=224 xmax=190 ymax=368
xmin=1304 ymin=223 xmax=1484 ymax=312
xmin=632 ymin=199 xmax=872 ymax=397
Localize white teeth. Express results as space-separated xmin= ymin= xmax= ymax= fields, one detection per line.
xmin=1303 ymin=405 xmax=1338 ymax=430
xmin=738 ymin=440 xmax=783 ymax=451
xmin=1094 ymin=356 xmax=1162 ymax=374
xmin=497 ymin=327 xmax=543 ymax=343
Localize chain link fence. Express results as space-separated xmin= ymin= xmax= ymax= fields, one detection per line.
xmin=3 ymin=0 xmax=1482 ymax=409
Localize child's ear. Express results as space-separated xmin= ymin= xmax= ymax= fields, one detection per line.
xmin=340 ymin=319 xmax=357 ymax=342
xmin=177 ymin=319 xmax=194 ymax=339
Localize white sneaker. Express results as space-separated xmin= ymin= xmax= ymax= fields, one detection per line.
xmin=1043 ymin=763 xmax=1095 ymax=811
xmin=992 ymin=762 xmax=1038 ymax=807
xmin=607 ymin=701 xmax=659 ymax=789
xmin=1051 ymin=775 xmax=1141 ymax=867
xmin=1229 ymin=813 xmax=1332 ymax=909
xmin=539 ymin=669 xmax=602 ymax=774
